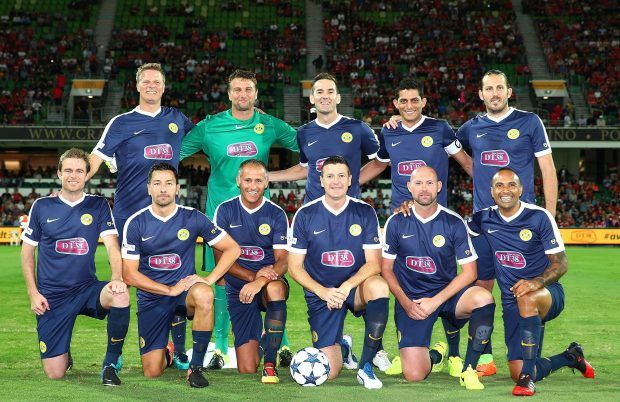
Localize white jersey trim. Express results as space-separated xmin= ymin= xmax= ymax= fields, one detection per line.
xmin=400 ymin=115 xmax=427 ymax=132
xmin=484 ymin=107 xmax=516 ymax=123
xmin=100 ymin=229 xmax=118 ymax=238
xmin=314 ymin=114 xmax=343 ymax=129
xmin=21 ymin=236 xmax=38 ymax=246
xmin=457 ymin=255 xmax=478 ymax=265
xmin=382 ymin=251 xmax=397 ymax=259
xmin=286 ymin=245 xmax=307 ymax=254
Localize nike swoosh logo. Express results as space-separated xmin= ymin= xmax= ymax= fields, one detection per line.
xmin=308 ymin=140 xmax=319 ymax=146
xmin=476 ymin=133 xmax=488 ymax=138
xmin=487 ymin=229 xmax=498 ymax=234
xmin=141 ymin=236 xmax=155 ymax=241
xmin=521 ymin=341 xmax=536 ymax=347
xmin=446 ymin=329 xmax=459 ymax=335
xmin=171 ymin=320 xmax=185 ymax=327
xmin=46 ymin=218 xmax=60 ymax=223
xmin=401 ymin=234 xmax=415 ymax=239
xmin=368 ymin=334 xmax=383 ymax=341
xmin=111 ymin=337 xmax=125 ymax=343
xmin=391 ymin=141 xmax=402 ymax=147
xmin=133 ymin=129 xmax=145 ymax=135
xmin=313 ymin=229 xmax=326 ymax=235
xmin=267 ymin=328 xmax=283 ymax=334
xmin=235 ymin=125 xmax=245 ymax=129
xmin=229 ymin=224 xmax=242 ymax=228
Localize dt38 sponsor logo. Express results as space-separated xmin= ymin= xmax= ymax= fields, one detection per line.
xmin=149 ymin=253 xmax=182 ymax=270
xmin=55 ymin=237 xmax=89 ymax=255
xmin=397 ymin=160 xmax=426 ymax=176
xmin=144 ymin=144 xmax=173 ymax=160
xmin=321 ymin=250 xmax=355 ymax=267
xmin=240 ymin=246 xmax=265 ymax=261
xmin=495 ymin=251 xmax=526 ymax=269
xmin=481 ymin=150 xmax=510 ymax=167
xmin=405 ymin=256 xmax=437 ymax=274
xmin=227 ymin=141 xmax=258 ymax=157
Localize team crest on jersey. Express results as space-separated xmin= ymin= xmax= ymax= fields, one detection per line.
xmin=495 ymin=251 xmax=526 ymax=269
xmin=56 ymin=237 xmax=89 ymax=255
xmin=240 ymin=246 xmax=265 ymax=261
xmin=168 ymin=123 xmax=179 ymax=134
xmin=312 ymin=330 xmax=319 ymax=343
xmin=406 ymin=256 xmax=437 ymax=274
xmin=315 ymin=157 xmax=327 ymax=172
xmin=39 ymin=341 xmax=47 ymax=353
xmin=349 ymin=224 xmax=362 ymax=236
xmin=149 ymin=253 xmax=182 ymax=270
xmin=421 ymin=136 xmax=433 ymax=147
xmin=259 ymin=224 xmax=271 ymax=235
xmin=519 ymin=229 xmax=532 ymax=241
xmin=341 ymin=132 xmax=353 ymax=143
xmin=398 ymin=160 xmax=427 ymax=176
xmin=81 ymin=214 xmax=93 ymax=225
xmin=507 ymin=129 xmax=520 ymax=140
xmin=227 ymin=141 xmax=258 ymax=157
xmin=321 ymin=250 xmax=355 ymax=267
xmin=433 ymin=235 xmax=445 ymax=247
xmin=144 ymin=144 xmax=173 ymax=160
xmin=177 ymin=229 xmax=189 ymax=241
xmin=254 ymin=123 xmax=265 ymax=134
xmin=481 ymin=150 xmax=510 ymax=167
xmin=139 ymin=337 xmax=145 ymax=348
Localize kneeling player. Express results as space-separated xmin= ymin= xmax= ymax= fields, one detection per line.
xmin=288 ymin=156 xmax=389 ymax=389
xmin=468 ymin=168 xmax=594 ymax=396
xmin=122 ymin=163 xmax=240 ymax=387
xmin=381 ymin=166 xmax=494 ymax=389
xmin=213 ymin=160 xmax=290 ymax=383
xmin=21 ymin=148 xmax=130 ymax=385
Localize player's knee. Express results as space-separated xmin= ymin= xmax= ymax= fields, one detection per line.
xmin=44 ymin=368 xmax=66 ymax=380
xmin=327 ymin=362 xmax=342 ymax=380
xmin=142 ymin=365 xmax=164 ymax=378
xmin=111 ymin=291 xmax=130 ymax=307
xmin=403 ymin=368 xmax=427 ymax=382
xmin=190 ymin=284 xmax=214 ymax=311
xmin=471 ymin=288 xmax=494 ymax=308
xmin=516 ymin=293 xmax=538 ymax=316
xmin=264 ymin=281 xmax=287 ymax=301
xmin=237 ymin=361 xmax=258 ymax=374
xmin=365 ymin=276 xmax=389 ymax=300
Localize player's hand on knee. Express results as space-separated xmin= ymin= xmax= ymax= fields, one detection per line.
xmin=383 ymin=114 xmax=402 ymax=129
xmin=169 ymin=278 xmax=190 ymax=296
xmin=107 ymin=279 xmax=127 ymax=294
xmin=413 ymin=297 xmax=439 ymax=316
xmin=239 ymin=281 xmax=262 ymax=304
xmin=29 ymin=292 xmax=50 ymax=315
xmin=323 ymin=288 xmax=346 ymax=310
xmin=184 ymin=274 xmax=206 ymax=289
xmin=405 ymin=299 xmax=429 ymax=320
xmin=510 ymin=279 xmax=541 ymax=298
xmin=255 ymin=265 xmax=278 ymax=281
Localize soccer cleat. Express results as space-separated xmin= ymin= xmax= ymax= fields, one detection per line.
xmin=564 ymin=342 xmax=595 ymax=378
xmin=261 ymin=362 xmax=280 ymax=384
xmin=165 ymin=341 xmax=174 ymax=368
xmin=372 ymin=349 xmax=391 ymax=372
xmin=460 ymin=365 xmax=484 ymax=390
xmin=341 ymin=334 xmax=359 ymax=370
xmin=101 ymin=364 xmax=121 ymax=386
xmin=173 ymin=351 xmax=190 ymax=370
xmin=476 ymin=356 xmax=497 ymax=377
xmin=512 ymin=373 xmax=535 ymax=396
xmin=357 ymin=362 xmax=383 ymax=389
xmin=385 ymin=356 xmax=402 ymax=375
xmin=430 ymin=341 xmax=448 ymax=373
xmin=66 ymin=351 xmax=73 ymax=371
xmin=448 ymin=356 xmax=464 ymax=377
xmin=187 ymin=366 xmax=210 ymax=388
xmin=278 ymin=346 xmax=293 ymax=368
xmin=115 ymin=354 xmax=123 ymax=372
xmin=206 ymin=349 xmax=225 ymax=370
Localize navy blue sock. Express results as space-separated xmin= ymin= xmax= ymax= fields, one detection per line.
xmin=104 ymin=306 xmax=129 ymax=366
xmin=340 ymin=337 xmax=350 ymax=360
xmin=264 ymin=300 xmax=286 ymax=365
xmin=519 ymin=315 xmax=542 ymax=376
xmin=537 ymin=324 xmax=545 ymax=358
xmin=429 ymin=349 xmax=443 ymax=365
xmin=359 ymin=298 xmax=389 ymax=368
xmin=442 ymin=318 xmax=461 ymax=357
xmin=482 ymin=338 xmax=493 ymax=355
xmin=463 ymin=303 xmax=495 ymax=371
xmin=190 ymin=330 xmax=212 ymax=368
xmin=171 ymin=312 xmax=187 ymax=354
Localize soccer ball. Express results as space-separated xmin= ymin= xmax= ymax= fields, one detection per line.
xmin=289 ymin=347 xmax=330 ymax=386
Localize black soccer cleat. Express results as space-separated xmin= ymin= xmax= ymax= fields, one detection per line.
xmin=187 ymin=366 xmax=210 ymax=388
xmin=206 ymin=350 xmax=225 ymax=370
xmin=564 ymin=342 xmax=595 ymax=378
xmin=278 ymin=346 xmax=293 ymax=368
xmin=512 ymin=373 xmax=535 ymax=396
xmin=66 ymin=350 xmax=74 ymax=371
xmin=101 ymin=364 xmax=121 ymax=386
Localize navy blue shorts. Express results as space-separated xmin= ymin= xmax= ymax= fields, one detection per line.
xmin=227 ymin=278 xmax=289 ymax=348
xmin=137 ymin=293 xmax=186 ymax=355
xmin=503 ymin=282 xmax=565 ymax=361
xmin=36 ymin=280 xmax=108 ymax=359
xmin=472 ymin=234 xmax=495 ymax=280
xmin=306 ymin=287 xmax=363 ymax=349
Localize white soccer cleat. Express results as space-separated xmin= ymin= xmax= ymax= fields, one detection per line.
xmin=357 ymin=362 xmax=383 ymax=389
xmin=372 ymin=349 xmax=391 ymax=372
xmin=342 ymin=334 xmax=358 ymax=370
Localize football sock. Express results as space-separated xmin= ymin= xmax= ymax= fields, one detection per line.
xmin=519 ymin=315 xmax=542 ymax=376
xmin=280 ymin=328 xmax=289 ymax=348
xmin=442 ymin=317 xmax=461 ymax=357
xmin=264 ymin=300 xmax=286 ymax=365
xmin=463 ymin=303 xmax=495 ymax=371
xmin=340 ymin=338 xmax=350 ymax=360
xmin=537 ymin=324 xmax=545 ymax=358
xmin=104 ymin=306 xmax=130 ymax=366
xmin=171 ymin=309 xmax=187 ymax=354
xmin=429 ymin=349 xmax=443 ymax=365
xmin=213 ymin=284 xmax=230 ymax=354
xmin=532 ymin=351 xmax=574 ymax=382
xmin=359 ymin=298 xmax=389 ymax=368
xmin=190 ymin=330 xmax=212 ymax=368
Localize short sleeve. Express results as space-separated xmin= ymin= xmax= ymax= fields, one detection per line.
xmin=362 ymin=205 xmax=382 ymax=249
xmin=466 ymin=212 xmax=482 ymax=237
xmin=180 ymin=117 xmax=209 ymax=160
xmin=453 ymin=217 xmax=478 ymax=264
xmin=361 ymin=122 xmax=379 ymax=159
xmin=537 ymin=210 xmax=565 ymax=254
xmin=198 ymin=211 xmax=226 ymax=246
xmin=122 ymin=216 xmax=141 ymax=259
xmin=376 ymin=128 xmax=390 ymax=162
xmin=98 ymin=198 xmax=117 ymax=238
xmin=298 ymin=128 xmax=308 ymax=166
xmin=272 ymin=205 xmax=289 ymax=249
xmin=455 ymin=122 xmax=470 ymax=150
xmin=531 ymin=114 xmax=552 ymax=157
xmin=21 ymin=198 xmax=42 ymax=245
xmin=441 ymin=122 xmax=463 ymax=156
xmin=381 ymin=214 xmax=399 ymax=259
xmin=287 ymin=209 xmax=308 ymax=254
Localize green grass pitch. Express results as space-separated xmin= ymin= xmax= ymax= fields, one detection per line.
xmin=0 ymin=246 xmax=617 ymax=401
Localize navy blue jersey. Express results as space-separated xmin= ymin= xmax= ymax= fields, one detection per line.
xmin=213 ymin=196 xmax=288 ymax=292
xmin=377 ymin=116 xmax=462 ymax=209
xmin=383 ymin=206 xmax=477 ymax=298
xmin=122 ymin=205 xmax=224 ymax=307
xmin=297 ymin=115 xmax=379 ymax=202
xmin=21 ymin=194 xmax=117 ymax=298
xmin=92 ymin=106 xmax=194 ymax=220
xmin=467 ymin=202 xmax=564 ymax=304
xmin=456 ymin=108 xmax=551 ymax=212
xmin=288 ymin=196 xmax=382 ymax=293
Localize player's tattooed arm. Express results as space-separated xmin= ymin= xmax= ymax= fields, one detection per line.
xmin=511 ymin=251 xmax=567 ymax=297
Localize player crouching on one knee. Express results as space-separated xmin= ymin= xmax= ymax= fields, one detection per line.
xmin=381 ymin=166 xmax=495 ymax=389
xmin=213 ymin=159 xmax=291 ymax=383
xmin=467 ymin=168 xmax=594 ymax=396
xmin=122 ymin=163 xmax=240 ymax=388
xmin=288 ymin=156 xmax=389 ymax=389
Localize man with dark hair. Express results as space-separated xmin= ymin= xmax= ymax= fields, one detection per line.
xmin=180 ymin=68 xmax=298 ymax=369
xmin=22 ymin=148 xmax=130 ymax=386
xmin=288 ymin=156 xmax=389 ymax=389
xmin=122 ymin=162 xmax=240 ymax=388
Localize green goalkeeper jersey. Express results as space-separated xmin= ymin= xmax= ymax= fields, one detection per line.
xmin=180 ymin=109 xmax=298 ymax=217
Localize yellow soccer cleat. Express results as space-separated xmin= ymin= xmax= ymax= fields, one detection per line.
xmin=460 ymin=365 xmax=484 ymax=390
xmin=430 ymin=341 xmax=448 ymax=373
xmin=448 ymin=355 xmax=464 ymax=377
xmin=385 ymin=356 xmax=402 ymax=375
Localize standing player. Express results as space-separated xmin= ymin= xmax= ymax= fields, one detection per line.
xmin=90 ymin=63 xmax=195 ymax=370
xmin=288 ymin=156 xmax=389 ymax=389
xmin=180 ymin=69 xmax=298 ymax=369
xmin=467 ymin=169 xmax=594 ymax=396
xmin=122 ymin=163 xmax=240 ymax=388
xmin=213 ymin=160 xmax=289 ymax=383
xmin=381 ymin=166 xmax=495 ymax=390
xmin=21 ymin=148 xmax=130 ymax=386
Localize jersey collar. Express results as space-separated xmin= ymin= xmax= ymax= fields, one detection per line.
xmin=237 ymin=195 xmax=266 ymax=214
xmin=148 ymin=204 xmax=179 ymax=222
xmin=400 ymin=115 xmax=426 ymax=132
xmin=58 ymin=192 xmax=86 ymax=207
xmin=484 ymin=107 xmax=515 ymax=123
xmin=321 ymin=194 xmax=350 ymax=216
xmin=134 ymin=106 xmax=162 ymax=117
xmin=315 ymin=114 xmax=343 ymax=129
xmin=411 ymin=203 xmax=442 ymax=224
xmin=497 ymin=201 xmax=525 ymax=222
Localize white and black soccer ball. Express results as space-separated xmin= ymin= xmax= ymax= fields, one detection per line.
xmin=289 ymin=347 xmax=330 ymax=386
